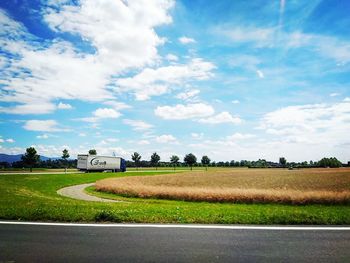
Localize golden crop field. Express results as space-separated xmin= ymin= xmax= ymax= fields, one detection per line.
xmin=95 ymin=168 xmax=350 ymax=204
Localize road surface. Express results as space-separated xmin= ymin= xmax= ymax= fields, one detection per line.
xmin=1 ymin=221 xmax=349 ymax=262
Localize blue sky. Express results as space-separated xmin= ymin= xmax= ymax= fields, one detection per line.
xmin=0 ymin=0 xmax=350 ymax=162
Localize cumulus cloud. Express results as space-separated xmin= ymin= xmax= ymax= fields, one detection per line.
xmin=116 ymin=58 xmax=215 ymax=100
xmin=155 ymin=134 xmax=178 ymax=144
xmin=103 ymin=101 xmax=131 ymax=110
xmin=259 ymin=100 xmax=350 ymax=145
xmin=57 ymin=102 xmax=73 ymax=110
xmin=93 ymin=108 xmax=121 ymax=119
xmin=191 ymin=132 xmax=204 ymax=139
xmin=232 ymin=100 xmax=240 ymax=104
xmin=226 ymin=133 xmax=255 ymax=140
xmin=0 ymin=103 xmax=57 ymax=115
xmin=138 ymin=140 xmax=150 ymax=145
xmin=198 ymin=112 xmax=242 ymax=124
xmin=166 ymin=53 xmax=178 ymax=61
xmin=0 ymin=1 xmax=174 ymax=114
xmin=123 ymin=119 xmax=153 ymax=131
xmin=176 ymin=89 xmax=200 ymax=101
xmin=23 ymin=120 xmax=68 ymax=132
xmin=179 ymin=36 xmax=196 ymax=44
xmin=155 ymin=103 xmax=214 ymax=120
xmin=6 ymin=138 xmax=15 ymax=143
xmin=256 ymin=70 xmax=264 ymax=78
xmin=37 ymin=134 xmax=50 ymax=139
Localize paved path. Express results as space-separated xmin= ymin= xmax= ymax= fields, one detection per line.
xmin=1 ymin=222 xmax=349 ymax=262
xmin=57 ymin=183 xmax=120 ymax=202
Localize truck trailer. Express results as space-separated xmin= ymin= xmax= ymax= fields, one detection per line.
xmin=77 ymin=155 xmax=126 ymax=172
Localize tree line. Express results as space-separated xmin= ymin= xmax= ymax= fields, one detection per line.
xmin=1 ymin=147 xmax=347 ymax=171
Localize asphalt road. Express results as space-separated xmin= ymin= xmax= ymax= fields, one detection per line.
xmin=1 ymin=222 xmax=349 ymax=263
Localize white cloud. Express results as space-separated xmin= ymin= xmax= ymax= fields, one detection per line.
xmin=57 ymin=102 xmax=73 ymax=109
xmin=176 ymin=89 xmax=200 ymax=100
xmin=138 ymin=140 xmax=150 ymax=145
xmin=155 ymin=134 xmax=178 ymax=144
xmin=259 ymin=100 xmax=350 ymax=146
xmin=228 ymin=55 xmax=261 ymax=70
xmin=0 ymin=103 xmax=57 ymax=115
xmin=232 ymin=100 xmax=240 ymax=104
xmin=226 ymin=133 xmax=255 ymax=140
xmin=0 ymin=1 xmax=174 ymax=114
xmin=330 ymin=93 xmax=340 ymax=97
xmin=166 ymin=53 xmax=178 ymax=61
xmin=78 ymin=133 xmax=86 ymax=137
xmin=23 ymin=120 xmax=68 ymax=132
xmin=0 ymin=138 xmax=3 ymax=143
xmin=93 ymin=108 xmax=121 ymax=119
xmin=179 ymin=36 xmax=196 ymax=44
xmin=106 ymin=138 xmax=119 ymax=142
xmin=219 ymin=26 xmax=350 ymax=64
xmin=198 ymin=112 xmax=242 ymax=124
xmin=36 ymin=134 xmax=50 ymax=139
xmin=343 ymin=97 xmax=350 ymax=102
xmin=103 ymin=101 xmax=131 ymax=110
xmin=191 ymin=132 xmax=204 ymax=139
xmin=123 ymin=119 xmax=153 ymax=131
xmin=5 ymin=138 xmax=15 ymax=143
xmin=155 ymin=103 xmax=214 ymax=120
xmin=256 ymin=70 xmax=264 ymax=78
xmin=220 ymin=26 xmax=275 ymax=47
xmin=116 ymin=58 xmax=215 ymax=100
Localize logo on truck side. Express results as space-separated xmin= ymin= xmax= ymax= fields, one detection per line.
xmin=90 ymin=158 xmax=106 ymax=167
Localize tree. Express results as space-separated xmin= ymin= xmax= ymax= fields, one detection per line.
xmin=317 ymin=157 xmax=342 ymax=168
xmin=201 ymin=155 xmax=210 ymax=171
xmin=21 ymin=147 xmax=40 ymax=172
xmin=62 ymin=149 xmax=70 ymax=173
xmin=279 ymin=157 xmax=287 ymax=168
xmin=150 ymin=152 xmax=160 ymax=170
xmin=170 ymin=155 xmax=180 ymax=171
xmin=131 ymin=152 xmax=141 ymax=170
xmin=184 ymin=153 xmax=197 ymax=170
xmin=89 ymin=149 xmax=97 ymax=155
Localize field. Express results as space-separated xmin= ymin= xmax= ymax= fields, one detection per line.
xmin=95 ymin=168 xmax=350 ymax=204
xmin=0 ymin=169 xmax=349 ymax=224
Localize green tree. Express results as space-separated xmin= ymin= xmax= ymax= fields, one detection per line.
xmin=318 ymin=157 xmax=342 ymax=168
xmin=88 ymin=149 xmax=97 ymax=155
xmin=201 ymin=155 xmax=210 ymax=171
xmin=131 ymin=152 xmax=141 ymax=170
xmin=62 ymin=149 xmax=70 ymax=173
xmin=21 ymin=147 xmax=40 ymax=172
xmin=150 ymin=152 xmax=160 ymax=170
xmin=170 ymin=155 xmax=180 ymax=171
xmin=279 ymin=157 xmax=287 ymax=167
xmin=184 ymin=153 xmax=197 ymax=171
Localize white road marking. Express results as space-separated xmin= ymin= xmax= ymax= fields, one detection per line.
xmin=0 ymin=221 xmax=349 ymax=230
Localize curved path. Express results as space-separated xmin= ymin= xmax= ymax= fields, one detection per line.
xmin=57 ymin=183 xmax=121 ymax=202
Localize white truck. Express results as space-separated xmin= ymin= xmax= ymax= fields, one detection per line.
xmin=77 ymin=155 xmax=126 ymax=172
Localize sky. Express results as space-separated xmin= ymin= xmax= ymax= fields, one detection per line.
xmin=0 ymin=0 xmax=350 ymax=163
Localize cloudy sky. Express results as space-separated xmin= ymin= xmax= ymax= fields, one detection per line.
xmin=0 ymin=0 xmax=350 ymax=162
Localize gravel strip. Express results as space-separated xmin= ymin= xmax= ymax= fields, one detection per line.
xmin=57 ymin=183 xmax=122 ymax=202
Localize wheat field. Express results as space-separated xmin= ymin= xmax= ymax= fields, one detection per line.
xmin=95 ymin=168 xmax=350 ymax=204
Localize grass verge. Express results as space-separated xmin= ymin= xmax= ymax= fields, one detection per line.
xmin=0 ymin=170 xmax=349 ymax=224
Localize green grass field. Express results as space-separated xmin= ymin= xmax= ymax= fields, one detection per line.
xmin=0 ymin=170 xmax=349 ymax=224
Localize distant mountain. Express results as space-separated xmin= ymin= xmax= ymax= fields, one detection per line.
xmin=0 ymin=154 xmax=60 ymax=163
